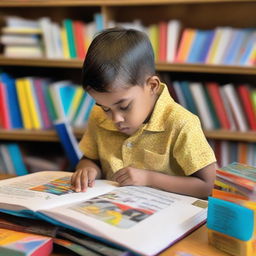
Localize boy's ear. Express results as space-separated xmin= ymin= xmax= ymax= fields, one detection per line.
xmin=146 ymin=76 xmax=160 ymax=94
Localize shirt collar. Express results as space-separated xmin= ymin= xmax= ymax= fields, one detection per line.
xmin=98 ymin=83 xmax=174 ymax=132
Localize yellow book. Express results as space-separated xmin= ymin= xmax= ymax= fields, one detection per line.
xmin=205 ymin=28 xmax=222 ymax=63
xmin=15 ymin=78 xmax=33 ymax=129
xmin=208 ymin=228 xmax=255 ymax=256
xmin=148 ymin=24 xmax=159 ymax=61
xmin=68 ymin=87 xmax=84 ymax=122
xmin=61 ymin=26 xmax=70 ymax=59
xmin=175 ymin=28 xmax=196 ymax=63
xmin=23 ymin=78 xmax=42 ymax=130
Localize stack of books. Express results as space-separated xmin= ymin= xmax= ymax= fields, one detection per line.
xmin=207 ymin=162 xmax=256 ymax=256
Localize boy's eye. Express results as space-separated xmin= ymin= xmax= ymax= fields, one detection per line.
xmin=102 ymin=107 xmax=110 ymax=112
xmin=120 ymin=104 xmax=130 ymax=111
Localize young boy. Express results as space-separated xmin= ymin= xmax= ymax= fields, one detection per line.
xmin=71 ymin=27 xmax=216 ymax=198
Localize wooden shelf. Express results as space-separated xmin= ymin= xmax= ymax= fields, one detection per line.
xmin=0 ymin=56 xmax=83 ymax=69
xmin=0 ymin=0 xmax=253 ymax=7
xmin=0 ymin=128 xmax=85 ymax=142
xmin=204 ymin=130 xmax=256 ymax=142
xmin=0 ymin=56 xmax=255 ymax=74
xmin=0 ymin=129 xmax=255 ymax=142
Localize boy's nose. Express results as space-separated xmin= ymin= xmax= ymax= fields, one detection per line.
xmin=112 ymin=112 xmax=124 ymax=123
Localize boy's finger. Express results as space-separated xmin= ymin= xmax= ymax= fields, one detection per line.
xmin=80 ymin=170 xmax=89 ymax=192
xmin=112 ymin=168 xmax=127 ymax=180
xmin=87 ymin=169 xmax=97 ymax=187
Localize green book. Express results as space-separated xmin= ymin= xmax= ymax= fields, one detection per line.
xmin=63 ymin=19 xmax=77 ymax=58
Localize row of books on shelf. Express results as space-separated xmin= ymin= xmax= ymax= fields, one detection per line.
xmin=209 ymin=141 xmax=256 ymax=168
xmin=207 ymin=162 xmax=256 ymax=256
xmin=0 ymin=14 xmax=103 ymax=59
xmin=0 ymin=142 xmax=71 ymax=175
xmin=1 ymin=15 xmax=256 ymax=66
xmin=163 ymin=76 xmax=256 ymax=131
xmin=0 ymin=73 xmax=95 ymax=130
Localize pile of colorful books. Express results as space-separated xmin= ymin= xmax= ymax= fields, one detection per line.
xmin=207 ymin=162 xmax=256 ymax=256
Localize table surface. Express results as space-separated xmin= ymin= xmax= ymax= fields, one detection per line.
xmin=0 ymin=174 xmax=229 ymax=256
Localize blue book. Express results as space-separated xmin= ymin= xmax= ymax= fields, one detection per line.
xmin=197 ymin=30 xmax=215 ymax=63
xmin=239 ymin=31 xmax=256 ymax=65
xmin=94 ymin=13 xmax=104 ymax=32
xmin=59 ymin=85 xmax=76 ymax=116
xmin=0 ymin=73 xmax=23 ymax=129
xmin=6 ymin=143 xmax=28 ymax=176
xmin=187 ymin=30 xmax=207 ymax=63
xmin=223 ymin=29 xmax=251 ymax=65
xmin=54 ymin=120 xmax=82 ymax=168
xmin=179 ymin=81 xmax=198 ymax=115
xmin=207 ymin=197 xmax=254 ymax=241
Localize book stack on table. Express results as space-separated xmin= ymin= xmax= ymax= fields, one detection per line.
xmin=207 ymin=162 xmax=256 ymax=256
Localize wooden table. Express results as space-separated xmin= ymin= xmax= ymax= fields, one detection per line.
xmin=0 ymin=174 xmax=228 ymax=256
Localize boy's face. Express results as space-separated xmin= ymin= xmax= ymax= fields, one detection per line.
xmin=89 ymin=77 xmax=159 ymax=135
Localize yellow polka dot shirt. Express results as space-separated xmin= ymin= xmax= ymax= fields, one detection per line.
xmin=79 ymin=83 xmax=216 ymax=180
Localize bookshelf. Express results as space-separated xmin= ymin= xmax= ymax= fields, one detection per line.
xmin=0 ymin=0 xmax=255 ymax=170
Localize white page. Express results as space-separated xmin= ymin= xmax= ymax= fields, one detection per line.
xmin=0 ymin=171 xmax=117 ymax=212
xmin=40 ymin=186 xmax=207 ymax=256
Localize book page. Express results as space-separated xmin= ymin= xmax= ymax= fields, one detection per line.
xmin=0 ymin=171 xmax=117 ymax=212
xmin=41 ymin=186 xmax=207 ymax=256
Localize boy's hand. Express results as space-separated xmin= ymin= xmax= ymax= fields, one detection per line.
xmin=112 ymin=167 xmax=151 ymax=186
xmin=71 ymin=167 xmax=98 ymax=192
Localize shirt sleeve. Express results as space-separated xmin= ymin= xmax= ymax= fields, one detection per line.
xmin=78 ymin=108 xmax=99 ymax=160
xmin=173 ymin=116 xmax=216 ymax=176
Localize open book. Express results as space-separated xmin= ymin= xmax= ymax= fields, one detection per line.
xmin=0 ymin=171 xmax=207 ymax=256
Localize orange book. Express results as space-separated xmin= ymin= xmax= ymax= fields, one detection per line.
xmin=0 ymin=228 xmax=53 ymax=256
xmin=158 ymin=21 xmax=168 ymax=62
xmin=73 ymin=20 xmax=86 ymax=59
xmin=175 ymin=28 xmax=196 ymax=63
xmin=238 ymin=142 xmax=247 ymax=164
xmin=212 ymin=188 xmax=249 ymax=202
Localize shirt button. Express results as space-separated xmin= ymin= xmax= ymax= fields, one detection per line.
xmin=126 ymin=142 xmax=133 ymax=148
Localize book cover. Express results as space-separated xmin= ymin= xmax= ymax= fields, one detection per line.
xmin=189 ymin=82 xmax=214 ymax=130
xmin=23 ymin=78 xmax=43 ymax=130
xmin=6 ymin=143 xmax=28 ymax=176
xmin=237 ymin=84 xmax=256 ymax=131
xmin=220 ymin=162 xmax=256 ymax=183
xmin=166 ymin=20 xmax=181 ymax=63
xmin=179 ymin=81 xmax=198 ymax=116
xmin=1 ymin=73 xmax=23 ymax=129
xmin=205 ymin=82 xmax=230 ymax=130
xmin=158 ymin=21 xmax=168 ymax=62
xmin=0 ymin=82 xmax=11 ymax=129
xmin=63 ymin=19 xmax=77 ymax=58
xmin=0 ymin=228 xmax=53 ymax=256
xmin=175 ymin=28 xmax=196 ymax=63
xmin=54 ymin=120 xmax=82 ymax=168
xmin=222 ymin=84 xmax=249 ymax=132
xmin=33 ymin=78 xmax=52 ymax=129
xmin=73 ymin=20 xmax=86 ymax=59
xmin=15 ymin=78 xmax=33 ymax=130
xmin=0 ymin=171 xmax=207 ymax=256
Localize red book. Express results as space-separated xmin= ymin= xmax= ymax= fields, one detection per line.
xmin=158 ymin=21 xmax=168 ymax=62
xmin=73 ymin=21 xmax=86 ymax=59
xmin=205 ymin=82 xmax=231 ymax=130
xmin=0 ymin=82 xmax=11 ymax=129
xmin=237 ymin=84 xmax=256 ymax=131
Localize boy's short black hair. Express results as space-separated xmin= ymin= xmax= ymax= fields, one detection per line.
xmin=82 ymin=27 xmax=155 ymax=92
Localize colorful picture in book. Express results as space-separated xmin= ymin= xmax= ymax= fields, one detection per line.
xmin=70 ymin=190 xmax=156 ymax=228
xmin=30 ymin=176 xmax=73 ymax=195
